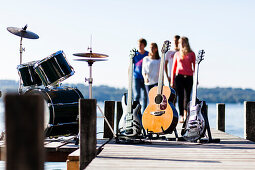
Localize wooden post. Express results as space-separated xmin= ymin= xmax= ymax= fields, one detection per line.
xmin=103 ymin=101 xmax=115 ymax=138
xmin=5 ymin=94 xmax=44 ymax=170
xmin=244 ymin=101 xmax=255 ymax=142
xmin=216 ymin=103 xmax=225 ymax=132
xmin=116 ymin=101 xmax=123 ymax=134
xmin=79 ymin=99 xmax=97 ymax=170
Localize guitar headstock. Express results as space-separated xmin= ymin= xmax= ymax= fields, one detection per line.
xmin=130 ymin=48 xmax=138 ymax=59
xmin=197 ymin=50 xmax=205 ymax=64
xmin=161 ymin=40 xmax=171 ymax=54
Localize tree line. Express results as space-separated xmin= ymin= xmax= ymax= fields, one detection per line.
xmin=0 ymin=80 xmax=254 ymax=103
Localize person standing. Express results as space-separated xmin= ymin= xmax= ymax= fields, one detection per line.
xmin=142 ymin=43 xmax=161 ymax=95
xmin=171 ymin=37 xmax=196 ymax=123
xmin=133 ymin=38 xmax=149 ymax=112
xmin=165 ymin=35 xmax=180 ymax=86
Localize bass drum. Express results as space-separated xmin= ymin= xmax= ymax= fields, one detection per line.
xmin=25 ymin=87 xmax=83 ymax=137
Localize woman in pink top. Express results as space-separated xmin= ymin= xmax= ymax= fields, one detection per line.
xmin=170 ymin=37 xmax=196 ymax=123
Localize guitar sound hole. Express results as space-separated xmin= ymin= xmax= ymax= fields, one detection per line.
xmin=155 ymin=94 xmax=163 ymax=104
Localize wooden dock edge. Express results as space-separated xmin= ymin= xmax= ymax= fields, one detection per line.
xmin=67 ymin=138 xmax=112 ymax=170
xmin=67 ymin=148 xmax=100 ymax=170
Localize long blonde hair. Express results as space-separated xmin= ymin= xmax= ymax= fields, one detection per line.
xmin=179 ymin=37 xmax=192 ymax=59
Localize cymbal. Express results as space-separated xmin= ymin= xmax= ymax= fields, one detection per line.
xmin=7 ymin=25 xmax=39 ymax=39
xmin=73 ymin=52 xmax=108 ymax=58
xmin=74 ymin=58 xmax=108 ymax=62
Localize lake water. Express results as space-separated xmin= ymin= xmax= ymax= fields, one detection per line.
xmin=0 ymin=101 xmax=245 ymax=169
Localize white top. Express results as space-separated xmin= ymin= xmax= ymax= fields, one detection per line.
xmin=165 ymin=50 xmax=176 ymax=77
xmin=142 ymin=56 xmax=161 ymax=85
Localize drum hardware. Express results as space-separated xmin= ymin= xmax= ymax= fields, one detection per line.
xmin=49 ymin=102 xmax=79 ymax=106
xmin=73 ymin=44 xmax=116 ymax=144
xmin=49 ymin=122 xmax=78 ymax=127
xmin=7 ymin=25 xmax=39 ymax=94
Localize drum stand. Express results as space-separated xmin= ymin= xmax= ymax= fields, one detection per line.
xmin=87 ymin=60 xmax=116 ymax=136
xmin=74 ymin=57 xmax=116 ymax=145
xmin=7 ymin=25 xmax=39 ymax=94
xmin=18 ymin=36 xmax=24 ymax=94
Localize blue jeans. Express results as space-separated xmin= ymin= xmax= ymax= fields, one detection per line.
xmin=133 ymin=78 xmax=147 ymax=112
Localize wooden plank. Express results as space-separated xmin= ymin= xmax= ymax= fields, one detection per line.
xmin=103 ymin=101 xmax=115 ymax=138
xmin=216 ymin=103 xmax=225 ymax=132
xmin=5 ymin=94 xmax=44 ymax=170
xmin=87 ymin=125 xmax=255 ymax=170
xmin=79 ymin=99 xmax=97 ymax=169
xmin=67 ymin=139 xmax=110 ymax=170
xmin=116 ymin=101 xmax=123 ymax=134
xmin=244 ymin=101 xmax=255 ymax=142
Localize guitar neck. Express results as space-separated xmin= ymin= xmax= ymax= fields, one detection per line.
xmin=191 ymin=63 xmax=199 ymax=106
xmin=157 ymin=52 xmax=166 ymax=94
xmin=127 ymin=56 xmax=133 ymax=113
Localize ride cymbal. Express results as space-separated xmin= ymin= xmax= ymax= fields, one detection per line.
xmin=7 ymin=25 xmax=39 ymax=39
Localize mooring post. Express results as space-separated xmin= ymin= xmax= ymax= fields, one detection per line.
xmin=216 ymin=103 xmax=225 ymax=132
xmin=244 ymin=101 xmax=255 ymax=142
xmin=79 ymin=99 xmax=97 ymax=170
xmin=116 ymin=101 xmax=123 ymax=134
xmin=103 ymin=101 xmax=115 ymax=139
xmin=5 ymin=94 xmax=44 ymax=170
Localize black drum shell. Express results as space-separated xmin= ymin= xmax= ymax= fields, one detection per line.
xmin=17 ymin=62 xmax=42 ymax=86
xmin=25 ymin=87 xmax=83 ymax=137
xmin=34 ymin=51 xmax=74 ymax=86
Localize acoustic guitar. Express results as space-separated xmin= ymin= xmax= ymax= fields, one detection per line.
xmin=142 ymin=40 xmax=178 ymax=134
xmin=181 ymin=50 xmax=206 ymax=141
xmin=118 ymin=49 xmax=143 ymax=137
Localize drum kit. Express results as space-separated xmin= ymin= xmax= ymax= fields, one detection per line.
xmin=7 ymin=25 xmax=109 ymax=138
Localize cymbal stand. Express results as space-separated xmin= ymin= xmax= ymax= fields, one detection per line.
xmin=85 ymin=59 xmax=116 ymax=137
xmin=18 ymin=36 xmax=25 ymax=94
xmin=86 ymin=59 xmax=93 ymax=99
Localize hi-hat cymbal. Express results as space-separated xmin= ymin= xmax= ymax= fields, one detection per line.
xmin=74 ymin=58 xmax=108 ymax=62
xmin=7 ymin=25 xmax=39 ymax=39
xmin=73 ymin=52 xmax=108 ymax=58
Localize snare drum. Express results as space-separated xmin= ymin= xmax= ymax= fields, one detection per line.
xmin=25 ymin=87 xmax=83 ymax=137
xmin=34 ymin=51 xmax=74 ymax=87
xmin=17 ymin=61 xmax=42 ymax=86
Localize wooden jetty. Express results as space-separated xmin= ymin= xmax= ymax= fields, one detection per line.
xmin=86 ymin=127 xmax=255 ymax=169
xmin=1 ymin=95 xmax=255 ymax=169
xmin=79 ymin=101 xmax=255 ymax=169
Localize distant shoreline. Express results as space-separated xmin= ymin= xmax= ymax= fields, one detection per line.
xmin=0 ymin=80 xmax=254 ymax=103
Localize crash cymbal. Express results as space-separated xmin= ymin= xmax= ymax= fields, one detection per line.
xmin=7 ymin=25 xmax=39 ymax=39
xmin=73 ymin=52 xmax=108 ymax=58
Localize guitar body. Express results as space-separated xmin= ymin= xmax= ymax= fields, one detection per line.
xmin=118 ymin=93 xmax=143 ymax=136
xmin=142 ymin=86 xmax=178 ymax=134
xmin=181 ymin=99 xmax=206 ymax=141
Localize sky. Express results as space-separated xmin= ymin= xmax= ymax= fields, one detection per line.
xmin=0 ymin=0 xmax=255 ymax=89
